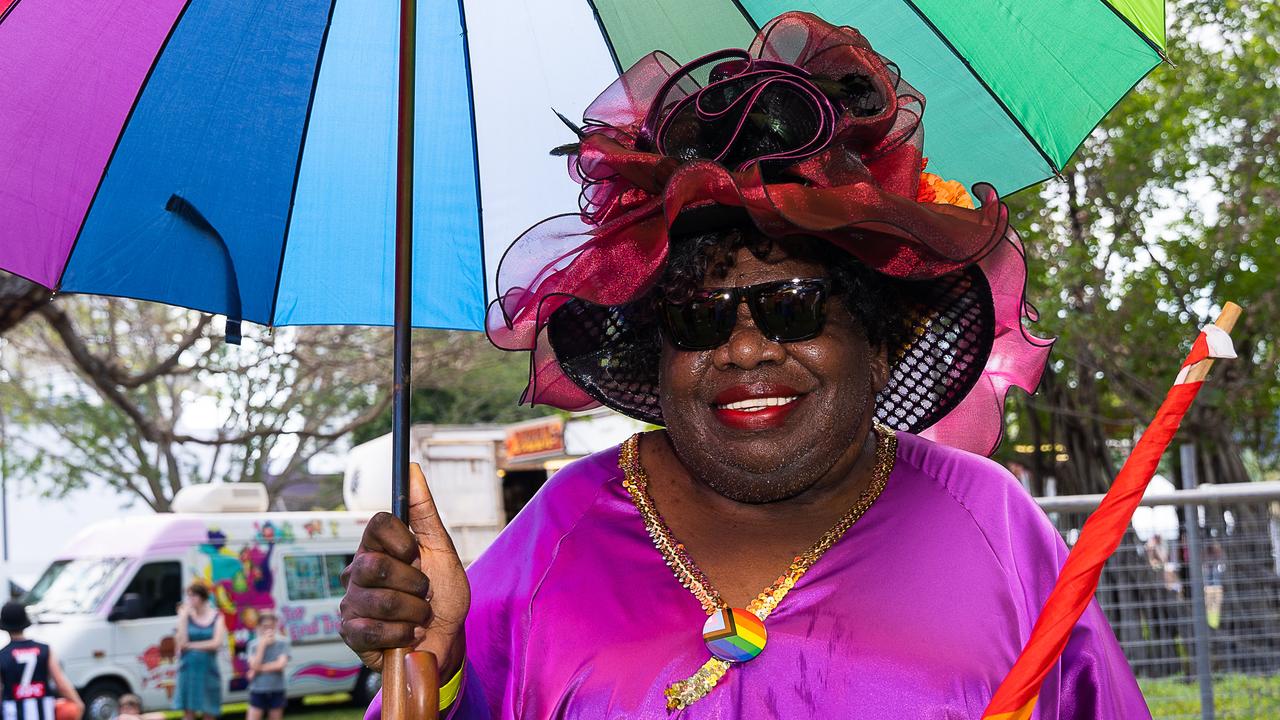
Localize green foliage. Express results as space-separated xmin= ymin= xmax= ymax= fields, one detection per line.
xmin=350 ymin=349 xmax=546 ymax=445
xmin=0 ymin=297 xmax=505 ymax=510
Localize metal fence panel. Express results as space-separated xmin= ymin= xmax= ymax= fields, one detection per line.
xmin=1037 ymin=481 xmax=1280 ymax=719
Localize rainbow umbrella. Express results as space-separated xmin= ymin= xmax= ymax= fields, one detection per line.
xmin=0 ymin=0 xmax=1167 ymax=336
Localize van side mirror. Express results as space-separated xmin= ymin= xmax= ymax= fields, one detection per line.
xmin=109 ymin=593 xmax=145 ymax=622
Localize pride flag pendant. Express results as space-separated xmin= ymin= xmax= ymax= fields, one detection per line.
xmin=702 ymin=607 xmax=767 ymax=662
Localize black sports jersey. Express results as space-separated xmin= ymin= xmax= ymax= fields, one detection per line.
xmin=0 ymin=640 xmax=54 ymax=720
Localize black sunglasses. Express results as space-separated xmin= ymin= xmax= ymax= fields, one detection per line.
xmin=658 ymin=278 xmax=835 ymax=351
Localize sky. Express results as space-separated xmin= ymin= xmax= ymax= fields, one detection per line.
xmin=0 ymin=477 xmax=152 ymax=593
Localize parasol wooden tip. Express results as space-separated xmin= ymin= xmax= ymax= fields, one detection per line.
xmin=1214 ymin=301 xmax=1242 ymax=333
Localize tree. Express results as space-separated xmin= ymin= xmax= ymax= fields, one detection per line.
xmin=0 ymin=296 xmax=500 ymax=510
xmin=0 ymin=272 xmax=50 ymax=336
xmin=350 ymin=352 xmax=546 ymax=446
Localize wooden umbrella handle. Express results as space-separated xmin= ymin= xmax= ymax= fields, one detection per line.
xmin=382 ymin=648 xmax=439 ymax=719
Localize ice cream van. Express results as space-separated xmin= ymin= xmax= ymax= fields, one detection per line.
xmin=18 ymin=484 xmax=381 ymax=720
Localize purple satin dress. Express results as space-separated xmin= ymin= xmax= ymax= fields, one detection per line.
xmin=367 ymin=432 xmax=1150 ymax=719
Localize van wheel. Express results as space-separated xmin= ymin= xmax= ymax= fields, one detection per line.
xmin=80 ymin=679 xmax=128 ymax=720
xmin=351 ymin=668 xmax=381 ymax=706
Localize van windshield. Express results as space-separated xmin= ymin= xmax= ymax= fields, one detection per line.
xmin=23 ymin=560 xmax=69 ymax=606
xmin=28 ymin=558 xmax=131 ymax=616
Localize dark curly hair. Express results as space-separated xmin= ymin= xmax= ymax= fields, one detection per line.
xmin=656 ymin=221 xmax=912 ymax=352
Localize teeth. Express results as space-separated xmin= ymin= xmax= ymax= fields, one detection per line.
xmin=716 ymin=396 xmax=799 ymax=412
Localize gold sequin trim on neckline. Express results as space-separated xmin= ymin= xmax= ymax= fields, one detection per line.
xmin=619 ymin=424 xmax=897 ymax=710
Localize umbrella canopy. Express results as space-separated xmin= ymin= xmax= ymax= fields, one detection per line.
xmin=0 ymin=0 xmax=1163 ymax=333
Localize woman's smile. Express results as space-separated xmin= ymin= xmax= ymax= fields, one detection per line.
xmin=710 ymin=382 xmax=807 ymax=430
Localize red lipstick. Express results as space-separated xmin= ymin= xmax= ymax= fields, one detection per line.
xmin=710 ymin=383 xmax=805 ymax=431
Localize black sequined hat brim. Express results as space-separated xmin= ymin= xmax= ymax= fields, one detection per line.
xmin=547 ymin=264 xmax=993 ymax=433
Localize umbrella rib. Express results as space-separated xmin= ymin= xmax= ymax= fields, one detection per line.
xmin=56 ymin=0 xmax=198 ymax=292
xmin=897 ymin=0 xmax=1062 ymax=180
xmin=267 ymin=0 xmax=341 ymax=328
xmin=727 ymin=0 xmax=760 ymax=33
xmin=1054 ymin=55 xmax=1162 ymax=190
xmin=0 ymin=0 xmax=22 ymax=27
xmin=456 ymin=0 xmax=489 ymax=311
xmin=1096 ymin=0 xmax=1168 ymax=60
xmin=584 ymin=0 xmax=624 ymax=76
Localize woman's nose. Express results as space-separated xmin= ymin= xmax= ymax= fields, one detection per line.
xmin=712 ymin=302 xmax=785 ymax=370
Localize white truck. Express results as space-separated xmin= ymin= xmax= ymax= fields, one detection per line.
xmin=18 ymin=484 xmax=380 ymax=720
xmin=342 ymin=413 xmax=648 ymax=555
xmin=17 ymin=412 xmax=642 ymax=720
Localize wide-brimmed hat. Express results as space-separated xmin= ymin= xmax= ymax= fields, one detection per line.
xmin=0 ymin=601 xmax=32 ymax=632
xmin=487 ymin=12 xmax=1052 ymax=456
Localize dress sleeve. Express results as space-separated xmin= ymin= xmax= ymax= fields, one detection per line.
xmin=1048 ymin=601 xmax=1152 ymax=719
xmin=926 ymin=438 xmax=1152 ymax=720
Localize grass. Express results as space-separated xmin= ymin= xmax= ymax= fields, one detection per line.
xmin=161 ymin=694 xmax=364 ymax=720
xmin=1141 ymin=674 xmax=1280 ymax=719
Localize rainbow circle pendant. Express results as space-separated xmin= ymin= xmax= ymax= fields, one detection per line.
xmin=702 ymin=607 xmax=767 ymax=662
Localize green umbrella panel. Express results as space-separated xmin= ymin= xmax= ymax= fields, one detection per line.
xmin=589 ymin=0 xmax=1165 ymax=194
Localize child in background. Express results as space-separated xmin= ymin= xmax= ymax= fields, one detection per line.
xmin=245 ymin=612 xmax=290 ymax=720
xmin=111 ymin=693 xmax=164 ymax=720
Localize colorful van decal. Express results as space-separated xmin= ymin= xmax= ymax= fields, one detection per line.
xmin=279 ymin=605 xmax=344 ymax=645
xmin=196 ymin=522 xmax=295 ymax=690
xmin=291 ymin=663 xmax=362 ymax=682
xmin=137 ymin=637 xmax=178 ymax=699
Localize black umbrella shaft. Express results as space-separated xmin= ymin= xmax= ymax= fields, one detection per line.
xmin=392 ymin=0 xmax=416 ymax=524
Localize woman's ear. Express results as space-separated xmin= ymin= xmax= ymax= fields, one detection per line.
xmin=870 ymin=343 xmax=890 ymax=393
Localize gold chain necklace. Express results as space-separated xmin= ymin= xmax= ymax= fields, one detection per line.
xmin=619 ymin=424 xmax=897 ymax=710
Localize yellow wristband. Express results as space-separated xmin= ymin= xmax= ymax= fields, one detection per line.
xmin=439 ymin=661 xmax=464 ymax=711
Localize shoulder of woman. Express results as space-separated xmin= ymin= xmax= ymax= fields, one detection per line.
xmin=505 ymin=442 xmax=627 ymax=530
xmin=892 ymin=432 xmax=1022 ymax=498
xmin=463 ymin=442 xmax=628 ymax=613
xmin=891 ymin=431 xmax=1057 ymax=547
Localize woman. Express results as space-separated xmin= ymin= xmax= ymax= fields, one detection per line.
xmin=173 ymin=583 xmax=226 ymax=720
xmin=340 ymin=13 xmax=1151 ymax=718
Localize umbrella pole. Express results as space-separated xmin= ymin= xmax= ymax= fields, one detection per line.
xmin=384 ymin=1 xmax=439 ymax=718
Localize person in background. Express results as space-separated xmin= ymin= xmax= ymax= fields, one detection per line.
xmin=111 ymin=693 xmax=164 ymax=720
xmin=0 ymin=602 xmax=84 ymax=720
xmin=245 ymin=611 xmax=290 ymax=720
xmin=173 ymin=584 xmax=226 ymax=720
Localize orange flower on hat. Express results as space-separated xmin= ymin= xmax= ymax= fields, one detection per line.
xmin=918 ymin=158 xmax=975 ymax=209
